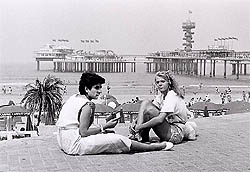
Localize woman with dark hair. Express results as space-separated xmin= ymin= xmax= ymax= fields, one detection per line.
xmin=56 ymin=72 xmax=173 ymax=155
xmin=129 ymin=70 xmax=195 ymax=144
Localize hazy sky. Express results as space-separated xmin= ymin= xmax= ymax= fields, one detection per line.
xmin=0 ymin=0 xmax=249 ymax=64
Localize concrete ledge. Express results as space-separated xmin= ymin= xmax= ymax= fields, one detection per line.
xmin=0 ymin=130 xmax=38 ymax=140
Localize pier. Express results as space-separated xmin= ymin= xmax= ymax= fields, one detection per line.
xmin=34 ymin=45 xmax=137 ymax=73
xmin=34 ymin=44 xmax=250 ymax=79
xmin=145 ymin=50 xmax=250 ymax=79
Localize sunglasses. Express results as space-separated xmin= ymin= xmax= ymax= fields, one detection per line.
xmin=93 ymin=85 xmax=102 ymax=90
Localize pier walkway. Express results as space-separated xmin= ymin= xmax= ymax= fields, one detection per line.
xmin=0 ymin=112 xmax=249 ymax=172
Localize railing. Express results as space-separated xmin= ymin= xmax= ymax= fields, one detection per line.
xmin=147 ymin=51 xmax=250 ymax=60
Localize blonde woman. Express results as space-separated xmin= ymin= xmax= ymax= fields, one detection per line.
xmin=130 ymin=70 xmax=191 ymax=144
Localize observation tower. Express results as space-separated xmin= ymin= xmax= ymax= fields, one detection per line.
xmin=182 ymin=11 xmax=195 ymax=52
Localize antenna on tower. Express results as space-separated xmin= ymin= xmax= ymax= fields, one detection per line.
xmin=188 ymin=10 xmax=192 ymax=20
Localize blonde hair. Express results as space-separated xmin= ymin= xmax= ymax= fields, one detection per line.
xmin=155 ymin=70 xmax=184 ymax=99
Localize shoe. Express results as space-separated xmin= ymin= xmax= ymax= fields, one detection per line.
xmin=162 ymin=142 xmax=174 ymax=151
xmin=134 ymin=132 xmax=142 ymax=142
xmin=128 ymin=125 xmax=142 ymax=142
xmin=129 ymin=125 xmax=137 ymax=135
xmin=128 ymin=132 xmax=142 ymax=142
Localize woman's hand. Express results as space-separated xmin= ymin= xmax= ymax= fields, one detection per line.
xmin=104 ymin=118 xmax=119 ymax=129
xmin=134 ymin=125 xmax=140 ymax=132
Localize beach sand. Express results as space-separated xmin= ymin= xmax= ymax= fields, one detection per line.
xmin=1 ymin=61 xmax=250 ymax=106
xmin=0 ymin=80 xmax=249 ymax=106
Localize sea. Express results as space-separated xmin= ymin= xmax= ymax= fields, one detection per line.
xmin=0 ymin=57 xmax=249 ymax=105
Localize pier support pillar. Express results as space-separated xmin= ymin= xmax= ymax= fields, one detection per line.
xmin=36 ymin=61 xmax=40 ymax=71
xmin=213 ymin=60 xmax=216 ymax=77
xmin=199 ymin=60 xmax=202 ymax=76
xmin=209 ymin=60 xmax=212 ymax=77
xmin=203 ymin=60 xmax=206 ymax=76
xmin=236 ymin=61 xmax=240 ymax=79
xmin=232 ymin=63 xmax=236 ymax=75
xmin=224 ymin=60 xmax=227 ymax=78
xmin=244 ymin=64 xmax=247 ymax=75
xmin=53 ymin=62 xmax=56 ymax=72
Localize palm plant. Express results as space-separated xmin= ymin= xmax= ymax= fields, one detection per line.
xmin=21 ymin=74 xmax=64 ymax=126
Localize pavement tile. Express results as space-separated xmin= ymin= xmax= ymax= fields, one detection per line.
xmin=0 ymin=112 xmax=250 ymax=172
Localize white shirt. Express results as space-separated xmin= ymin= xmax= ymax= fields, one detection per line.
xmin=56 ymin=94 xmax=90 ymax=128
xmin=153 ymin=90 xmax=188 ymax=123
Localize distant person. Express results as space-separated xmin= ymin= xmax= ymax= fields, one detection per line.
xmin=63 ymin=86 xmax=67 ymax=94
xmin=56 ymin=72 xmax=173 ymax=155
xmin=189 ymin=97 xmax=195 ymax=107
xmin=242 ymin=91 xmax=246 ymax=101
xmin=182 ymin=85 xmax=186 ymax=96
xmin=199 ymin=83 xmax=203 ymax=89
xmin=8 ymin=86 xmax=12 ymax=94
xmin=215 ymin=87 xmax=219 ymax=94
xmin=220 ymin=92 xmax=226 ymax=104
xmin=204 ymin=94 xmax=209 ymax=102
xmin=2 ymin=85 xmax=6 ymax=94
xmin=227 ymin=93 xmax=232 ymax=103
xmin=107 ymin=84 xmax=111 ymax=94
xmin=129 ymin=70 xmax=197 ymax=144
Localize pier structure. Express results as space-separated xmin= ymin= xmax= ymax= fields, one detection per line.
xmin=34 ymin=44 xmax=136 ymax=73
xmin=145 ymin=50 xmax=250 ymax=79
xmin=34 ymin=44 xmax=73 ymax=71
xmin=53 ymin=59 xmax=136 ymax=73
xmin=34 ymin=43 xmax=250 ymax=79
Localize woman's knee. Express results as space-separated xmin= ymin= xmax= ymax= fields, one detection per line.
xmin=138 ymin=100 xmax=159 ymax=119
xmin=143 ymin=106 xmax=159 ymax=119
xmin=140 ymin=99 xmax=153 ymax=107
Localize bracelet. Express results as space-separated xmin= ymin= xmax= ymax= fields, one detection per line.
xmin=99 ymin=125 xmax=104 ymax=133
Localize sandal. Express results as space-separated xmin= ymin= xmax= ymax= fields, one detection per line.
xmin=128 ymin=124 xmax=142 ymax=142
xmin=129 ymin=124 xmax=137 ymax=135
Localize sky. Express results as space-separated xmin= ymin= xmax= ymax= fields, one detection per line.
xmin=0 ymin=0 xmax=249 ymax=64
